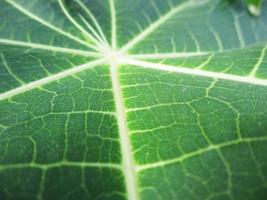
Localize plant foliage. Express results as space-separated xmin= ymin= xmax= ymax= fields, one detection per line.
xmin=0 ymin=0 xmax=267 ymax=199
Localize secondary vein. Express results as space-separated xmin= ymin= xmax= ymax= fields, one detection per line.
xmin=136 ymin=136 xmax=267 ymax=171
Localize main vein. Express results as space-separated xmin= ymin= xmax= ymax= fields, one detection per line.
xmin=110 ymin=60 xmax=139 ymax=200
xmin=0 ymin=39 xmax=101 ymax=57
xmin=0 ymin=59 xmax=104 ymax=101
xmin=128 ymin=51 xmax=209 ymax=59
xmin=119 ymin=57 xmax=267 ymax=86
xmin=108 ymin=0 xmax=138 ymax=199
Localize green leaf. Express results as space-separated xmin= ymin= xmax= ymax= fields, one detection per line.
xmin=246 ymin=0 xmax=262 ymax=16
xmin=0 ymin=0 xmax=267 ymax=199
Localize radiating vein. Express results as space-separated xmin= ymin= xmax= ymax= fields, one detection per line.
xmin=109 ymin=0 xmax=117 ymax=49
xmin=0 ymin=39 xmax=101 ymax=57
xmin=78 ymin=14 xmax=108 ymax=46
xmin=120 ymin=0 xmax=209 ymax=52
xmin=110 ymin=60 xmax=139 ymax=200
xmin=119 ymin=57 xmax=267 ymax=86
xmin=58 ymin=0 xmax=105 ymax=50
xmin=108 ymin=1 xmax=138 ymax=198
xmin=128 ymin=52 xmax=209 ymax=59
xmin=75 ymin=0 xmax=109 ymax=45
xmin=0 ymin=59 xmax=104 ymax=101
xmin=5 ymin=0 xmax=98 ymax=51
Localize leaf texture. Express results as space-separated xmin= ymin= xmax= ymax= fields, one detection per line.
xmin=0 ymin=0 xmax=267 ymax=200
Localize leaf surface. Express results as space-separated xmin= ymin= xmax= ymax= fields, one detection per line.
xmin=0 ymin=0 xmax=267 ymax=200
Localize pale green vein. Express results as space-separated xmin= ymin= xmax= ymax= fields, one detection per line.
xmin=78 ymin=14 xmax=108 ymax=46
xmin=0 ymin=124 xmax=7 ymax=129
xmin=233 ymin=13 xmax=245 ymax=48
xmin=126 ymin=102 xmax=185 ymax=113
xmin=5 ymin=0 xmax=99 ymax=51
xmin=36 ymin=59 xmax=51 ymax=76
xmin=1 ymin=54 xmax=24 ymax=84
xmin=196 ymin=53 xmax=214 ymax=69
xmin=0 ymin=161 xmax=122 ymax=171
xmin=37 ymin=170 xmax=46 ymax=200
xmin=63 ymin=114 xmax=70 ymax=161
xmin=128 ymin=52 xmax=209 ymax=60
xmin=185 ymin=25 xmax=202 ymax=52
xmin=150 ymin=0 xmax=161 ymax=17
xmin=208 ymin=24 xmax=223 ymax=52
xmin=120 ymin=0 xmax=209 ymax=53
xmin=119 ymin=57 xmax=267 ymax=86
xmin=0 ymin=39 xmax=100 ymax=57
xmin=136 ymin=136 xmax=267 ymax=171
xmin=0 ymin=59 xmax=104 ymax=101
xmin=110 ymin=60 xmax=138 ymax=200
xmin=109 ymin=0 xmax=117 ymax=50
xmin=249 ymin=45 xmax=267 ymax=77
xmin=81 ymin=167 xmax=90 ymax=198
xmin=248 ymin=142 xmax=266 ymax=183
xmin=208 ymin=96 xmax=242 ymax=139
xmin=187 ymin=102 xmax=213 ymax=145
xmin=75 ymin=0 xmax=109 ymax=45
xmin=130 ymin=122 xmax=178 ymax=135
xmin=50 ymin=110 xmax=116 ymax=116
xmin=58 ymin=0 xmax=105 ymax=50
xmin=29 ymin=136 xmax=37 ymax=163
xmin=216 ymin=149 xmax=233 ymax=199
